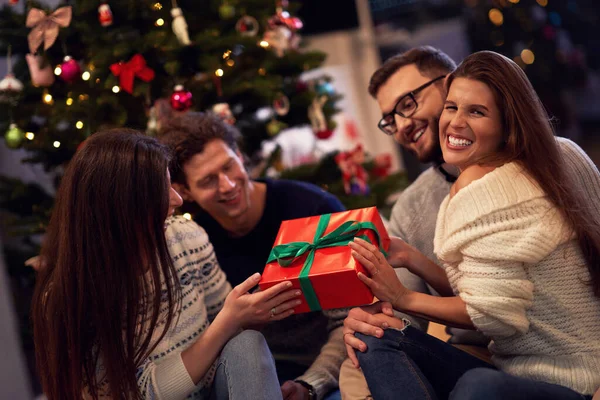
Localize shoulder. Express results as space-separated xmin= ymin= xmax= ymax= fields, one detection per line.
xmin=164 ymin=216 xmax=209 ymax=247
xmin=265 ymin=178 xmax=344 ymax=212
xmin=393 ymin=167 xmax=451 ymax=207
xmin=451 ymin=165 xmax=497 ymax=198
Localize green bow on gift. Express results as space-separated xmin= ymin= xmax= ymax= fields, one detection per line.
xmin=266 ymin=213 xmax=386 ymax=311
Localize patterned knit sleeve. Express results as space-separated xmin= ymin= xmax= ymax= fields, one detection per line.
xmin=201 ymin=239 xmax=231 ymax=323
xmin=136 ymin=353 xmax=199 ymax=399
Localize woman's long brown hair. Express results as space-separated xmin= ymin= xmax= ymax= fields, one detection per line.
xmin=447 ymin=51 xmax=600 ymax=297
xmin=31 ymin=130 xmax=181 ymax=399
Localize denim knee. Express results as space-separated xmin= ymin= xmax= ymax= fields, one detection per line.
xmin=355 ymin=332 xmax=392 ymax=366
xmin=222 ymin=329 xmax=268 ymax=359
xmin=450 ymin=368 xmax=506 ymax=400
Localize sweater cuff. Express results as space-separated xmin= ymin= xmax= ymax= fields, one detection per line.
xmin=154 ymin=353 xmax=198 ymax=399
xmin=296 ymin=371 xmax=336 ymax=400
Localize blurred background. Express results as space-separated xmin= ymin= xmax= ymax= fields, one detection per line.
xmin=1 ymin=0 xmax=598 ymax=398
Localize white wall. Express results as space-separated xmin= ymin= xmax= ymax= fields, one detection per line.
xmin=0 ymin=239 xmax=33 ymax=400
xmin=300 ymin=0 xmax=403 ymax=171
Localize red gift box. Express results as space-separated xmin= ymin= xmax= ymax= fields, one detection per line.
xmin=259 ymin=207 xmax=390 ymax=313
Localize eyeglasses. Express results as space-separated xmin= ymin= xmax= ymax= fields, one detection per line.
xmin=377 ymin=75 xmax=446 ymax=136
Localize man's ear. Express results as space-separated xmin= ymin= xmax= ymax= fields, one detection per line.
xmin=172 ymin=182 xmax=192 ymax=202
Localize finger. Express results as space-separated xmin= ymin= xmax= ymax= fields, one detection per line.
xmin=354 ymin=236 xmax=379 ymax=253
xmin=346 ymin=343 xmax=360 ymax=368
xmin=271 ymin=308 xmax=295 ymax=321
xmin=345 ymin=316 xmax=387 ymax=335
xmin=257 ymin=280 xmax=294 ymax=301
xmin=281 ymin=381 xmax=295 ymax=397
xmin=233 ymin=273 xmax=262 ymax=296
xmin=358 ymin=272 xmax=376 ymax=290
xmin=351 ymin=250 xmax=377 ymax=275
xmin=269 ymin=298 xmax=302 ymax=315
xmin=264 ymin=289 xmax=302 ymax=310
xmin=380 ymin=301 xmax=395 ymax=316
xmin=344 ymin=332 xmax=367 ymax=353
xmin=349 ymin=240 xmax=380 ymax=266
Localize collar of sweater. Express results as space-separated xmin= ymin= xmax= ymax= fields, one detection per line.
xmin=434 ymin=162 xmax=573 ymax=263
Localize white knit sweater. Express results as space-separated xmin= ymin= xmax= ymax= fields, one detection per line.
xmin=434 ymin=161 xmax=600 ymax=395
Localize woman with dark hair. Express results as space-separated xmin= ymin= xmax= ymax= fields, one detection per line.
xmin=32 ymin=130 xmax=299 ymax=400
xmin=344 ymin=51 xmax=600 ymax=399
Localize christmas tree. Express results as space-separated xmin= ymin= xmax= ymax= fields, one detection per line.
xmin=0 ymin=1 xmax=407 ymax=385
xmin=465 ymin=0 xmax=598 ymax=137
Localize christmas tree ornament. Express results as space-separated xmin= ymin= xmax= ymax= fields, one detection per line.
xmin=266 ymin=118 xmax=287 ymax=136
xmin=316 ymin=81 xmax=335 ymax=96
xmin=58 ymin=56 xmax=81 ymax=83
xmin=219 ymin=1 xmax=236 ymax=19
xmin=262 ymin=26 xmax=293 ymax=57
xmin=9 ymin=0 xmax=19 ymax=5
xmin=170 ymin=85 xmax=193 ymax=111
xmin=212 ymin=102 xmax=236 ymax=125
xmin=5 ymin=123 xmax=25 ymax=149
xmin=235 ymin=15 xmax=259 ymax=37
xmin=335 ymin=145 xmax=369 ymax=195
xmin=308 ymin=94 xmax=332 ymax=139
xmin=263 ymin=1 xmax=302 ymax=56
xmin=0 ymin=74 xmax=23 ymax=94
xmin=110 ymin=54 xmax=155 ymax=94
xmin=0 ymin=47 xmax=23 ymax=99
xmin=171 ymin=5 xmax=191 ymax=46
xmin=26 ymin=54 xmax=55 ymax=87
xmin=98 ymin=3 xmax=113 ymax=27
xmin=26 ymin=6 xmax=72 ymax=54
xmin=273 ymin=93 xmax=290 ymax=116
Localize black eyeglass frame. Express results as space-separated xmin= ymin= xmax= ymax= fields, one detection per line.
xmin=377 ymin=75 xmax=447 ymax=135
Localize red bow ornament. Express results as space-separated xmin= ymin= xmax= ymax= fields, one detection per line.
xmin=26 ymin=6 xmax=72 ymax=54
xmin=110 ymin=54 xmax=155 ymax=94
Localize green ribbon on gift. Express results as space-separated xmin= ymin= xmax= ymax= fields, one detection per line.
xmin=266 ymin=213 xmax=386 ymax=311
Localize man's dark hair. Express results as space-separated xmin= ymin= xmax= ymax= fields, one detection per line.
xmin=368 ymin=46 xmax=457 ymax=98
xmin=160 ymin=112 xmax=242 ymax=186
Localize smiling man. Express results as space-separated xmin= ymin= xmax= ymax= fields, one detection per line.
xmin=160 ymin=112 xmax=347 ymax=400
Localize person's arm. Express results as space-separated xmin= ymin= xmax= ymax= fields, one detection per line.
xmin=386 ymin=236 xmax=453 ymax=297
xmin=201 ymin=242 xmax=232 ymax=322
xmin=351 ymin=238 xmax=534 ymax=337
xmin=137 ymin=274 xmax=300 ymax=398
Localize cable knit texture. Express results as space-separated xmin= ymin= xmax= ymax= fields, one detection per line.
xmin=434 ymin=161 xmax=600 ymax=395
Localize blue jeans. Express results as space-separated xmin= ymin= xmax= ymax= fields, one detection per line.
xmin=356 ymin=326 xmax=591 ymax=400
xmin=209 ymin=330 xmax=282 ymax=400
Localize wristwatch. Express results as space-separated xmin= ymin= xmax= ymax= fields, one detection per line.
xmin=295 ymin=380 xmax=316 ymax=400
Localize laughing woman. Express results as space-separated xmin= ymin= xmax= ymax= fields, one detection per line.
xmin=346 ymin=51 xmax=600 ymax=400
xmin=31 ymin=130 xmax=298 ymax=400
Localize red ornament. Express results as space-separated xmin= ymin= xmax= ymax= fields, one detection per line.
xmin=98 ymin=3 xmax=113 ymax=27
xmin=59 ymin=56 xmax=81 ymax=83
xmin=315 ymin=129 xmax=333 ymax=140
xmin=170 ymin=85 xmax=193 ymax=111
xmin=110 ymin=54 xmax=155 ymax=94
xmin=9 ymin=0 xmax=19 ymax=5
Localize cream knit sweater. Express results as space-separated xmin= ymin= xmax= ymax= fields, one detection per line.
xmin=434 ymin=161 xmax=600 ymax=395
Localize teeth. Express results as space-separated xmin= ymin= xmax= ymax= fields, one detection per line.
xmin=412 ymin=128 xmax=425 ymax=142
xmin=448 ymin=135 xmax=473 ymax=147
xmin=223 ymin=192 xmax=238 ymax=202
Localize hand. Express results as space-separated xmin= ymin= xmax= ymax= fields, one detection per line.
xmin=342 ymin=302 xmax=401 ymax=368
xmin=281 ymin=381 xmax=309 ymax=400
xmin=221 ymin=273 xmax=301 ymax=331
xmin=349 ymin=237 xmax=410 ymax=306
xmin=386 ymin=236 xmax=420 ymax=270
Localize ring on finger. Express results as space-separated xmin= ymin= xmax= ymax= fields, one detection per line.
xmin=373 ymin=268 xmax=380 ymax=276
xmin=270 ymin=307 xmax=276 ymax=318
